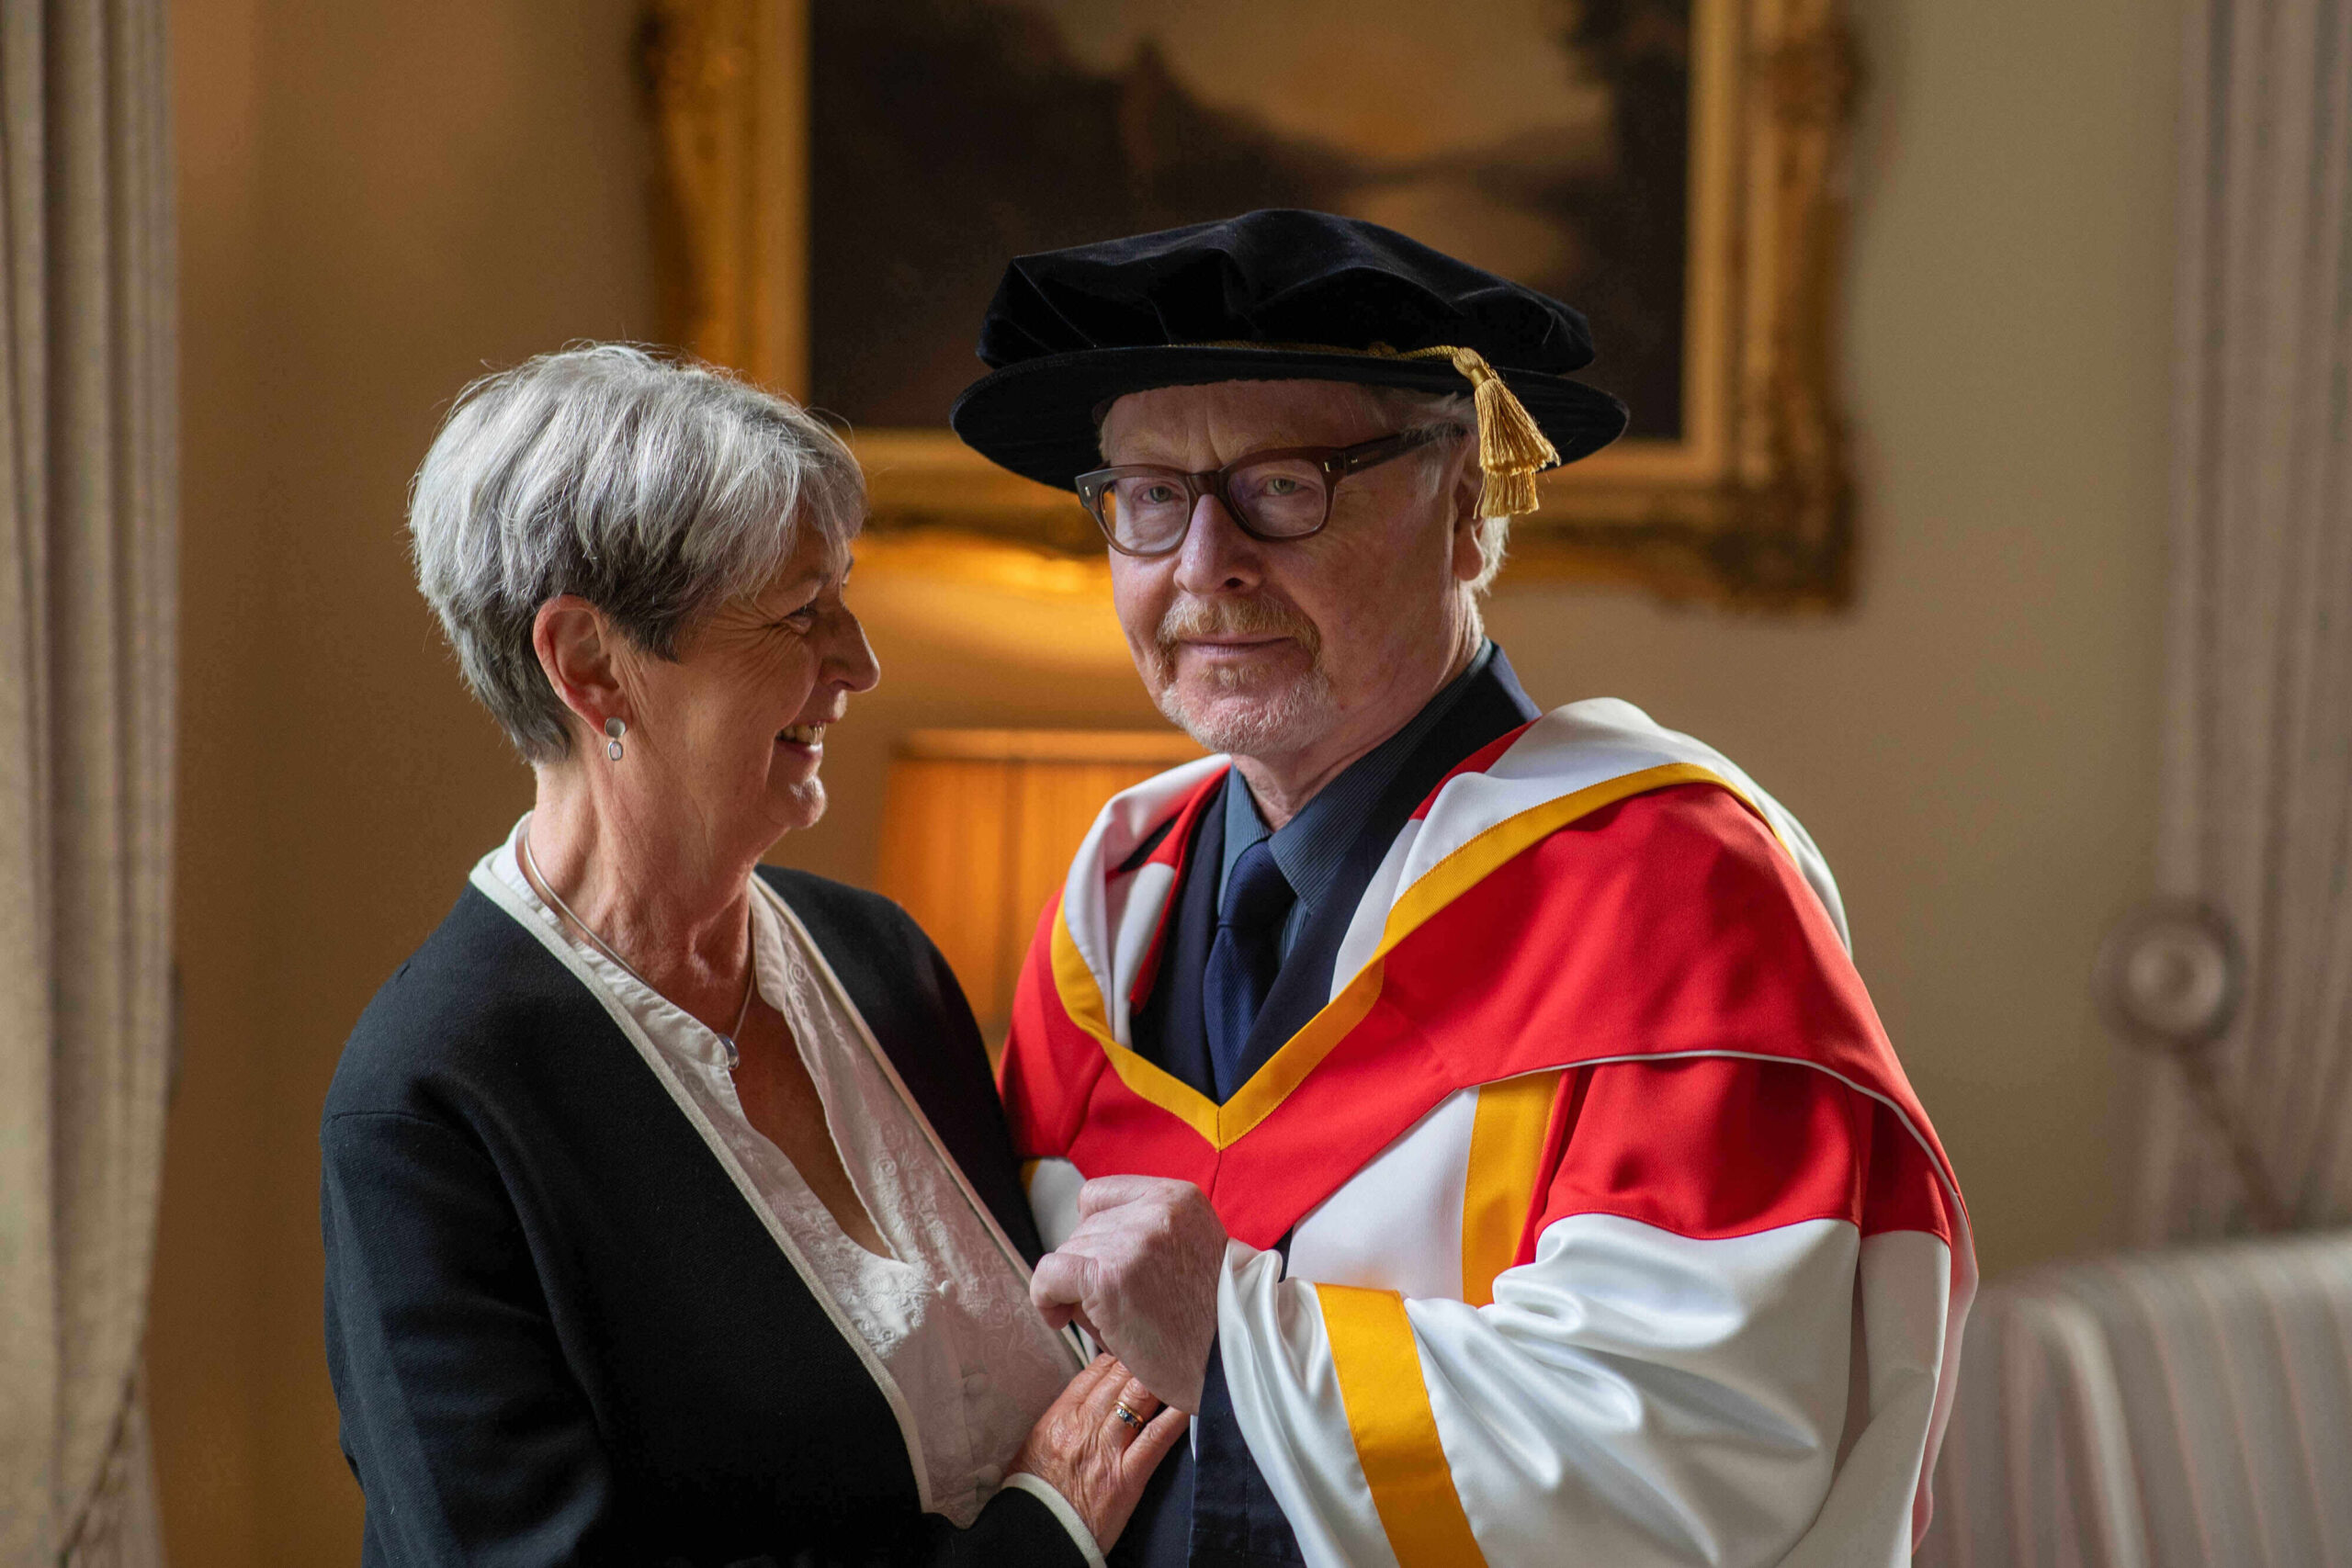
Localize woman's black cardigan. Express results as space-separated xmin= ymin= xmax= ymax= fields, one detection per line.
xmin=321 ymin=867 xmax=1088 ymax=1568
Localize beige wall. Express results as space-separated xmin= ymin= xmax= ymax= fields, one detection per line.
xmin=158 ymin=1 xmax=660 ymax=1562
xmin=151 ymin=0 xmax=2178 ymax=1561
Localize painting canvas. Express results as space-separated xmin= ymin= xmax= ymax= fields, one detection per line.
xmin=644 ymin=0 xmax=1858 ymax=604
xmin=807 ymin=0 xmax=1690 ymax=443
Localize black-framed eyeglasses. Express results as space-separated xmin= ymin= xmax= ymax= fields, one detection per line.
xmin=1074 ymin=425 xmax=1462 ymax=558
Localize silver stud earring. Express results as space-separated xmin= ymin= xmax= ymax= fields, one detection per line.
xmin=605 ymin=716 xmax=626 ymax=761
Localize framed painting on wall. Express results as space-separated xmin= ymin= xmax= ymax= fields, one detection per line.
xmin=642 ymin=0 xmax=1858 ymax=604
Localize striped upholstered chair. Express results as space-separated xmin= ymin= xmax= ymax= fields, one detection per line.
xmin=1917 ymin=1230 xmax=2352 ymax=1568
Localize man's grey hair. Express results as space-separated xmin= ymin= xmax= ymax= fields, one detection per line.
xmin=409 ymin=344 xmax=865 ymax=763
xmin=1353 ymin=386 xmax=1507 ymax=595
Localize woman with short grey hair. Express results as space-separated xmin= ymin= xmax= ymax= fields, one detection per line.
xmin=322 ymin=345 xmax=1182 ymax=1566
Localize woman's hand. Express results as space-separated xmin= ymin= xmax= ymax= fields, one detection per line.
xmin=1009 ymin=1354 xmax=1189 ymax=1552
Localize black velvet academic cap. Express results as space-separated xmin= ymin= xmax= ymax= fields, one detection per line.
xmin=948 ymin=209 xmax=1630 ymax=498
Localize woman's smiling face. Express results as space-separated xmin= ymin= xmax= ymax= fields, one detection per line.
xmin=618 ymin=525 xmax=879 ymax=845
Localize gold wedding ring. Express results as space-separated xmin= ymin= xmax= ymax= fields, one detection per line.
xmin=1112 ymin=1401 xmax=1145 ymax=1431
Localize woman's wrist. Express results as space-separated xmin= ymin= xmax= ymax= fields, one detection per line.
xmin=1000 ymin=1472 xmax=1107 ymax=1568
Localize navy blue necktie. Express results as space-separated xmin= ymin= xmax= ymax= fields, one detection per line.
xmin=1203 ymin=838 xmax=1295 ymax=1100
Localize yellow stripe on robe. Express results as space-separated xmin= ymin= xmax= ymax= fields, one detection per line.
xmin=1318 ymin=1283 xmax=1488 ymax=1568
xmin=1461 ymin=1069 xmax=1566 ymax=1307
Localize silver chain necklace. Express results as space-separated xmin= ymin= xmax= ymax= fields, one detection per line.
xmin=520 ymin=816 xmax=754 ymax=1069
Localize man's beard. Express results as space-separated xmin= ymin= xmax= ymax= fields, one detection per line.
xmin=1148 ymin=596 xmax=1338 ymax=758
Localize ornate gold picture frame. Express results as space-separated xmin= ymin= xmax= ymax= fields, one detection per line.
xmin=642 ymin=0 xmax=1857 ymax=606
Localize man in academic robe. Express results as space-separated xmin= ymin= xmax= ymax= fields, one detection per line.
xmin=951 ymin=209 xmax=1973 ymax=1568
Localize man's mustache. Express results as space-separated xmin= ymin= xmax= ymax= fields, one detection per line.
xmin=1152 ymin=598 xmax=1322 ymax=663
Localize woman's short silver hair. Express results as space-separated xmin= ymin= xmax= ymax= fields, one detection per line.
xmin=409 ymin=344 xmax=865 ymax=762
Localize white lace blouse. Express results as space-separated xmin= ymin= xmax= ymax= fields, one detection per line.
xmin=472 ymin=819 xmax=1093 ymax=1554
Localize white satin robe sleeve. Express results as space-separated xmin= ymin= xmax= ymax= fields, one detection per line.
xmin=1216 ymin=1210 xmax=1950 ymax=1568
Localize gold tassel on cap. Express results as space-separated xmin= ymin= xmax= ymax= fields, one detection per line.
xmin=1185 ymin=337 xmax=1562 ymax=516
xmin=1401 ymin=345 xmax=1559 ymax=517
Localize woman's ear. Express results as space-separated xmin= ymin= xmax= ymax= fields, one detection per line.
xmin=532 ymin=596 xmax=629 ymax=741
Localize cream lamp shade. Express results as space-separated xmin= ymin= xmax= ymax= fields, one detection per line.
xmin=873 ymin=728 xmax=1206 ymax=1052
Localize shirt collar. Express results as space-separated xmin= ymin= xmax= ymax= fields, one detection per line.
xmin=1218 ymin=639 xmax=1498 ymax=915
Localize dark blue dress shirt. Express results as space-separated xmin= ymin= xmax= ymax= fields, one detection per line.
xmin=1216 ymin=640 xmax=1501 ymax=962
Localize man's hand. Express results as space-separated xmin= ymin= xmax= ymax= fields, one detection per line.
xmin=1029 ymin=1176 xmax=1227 ymax=1414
